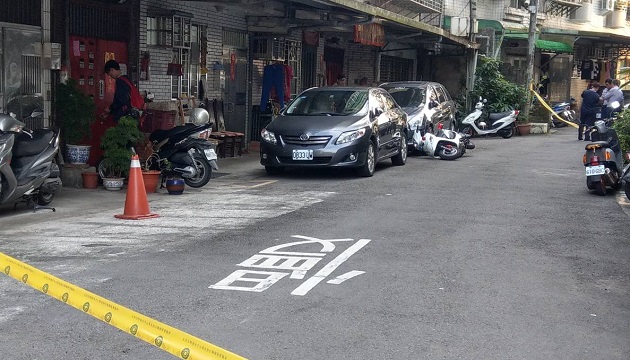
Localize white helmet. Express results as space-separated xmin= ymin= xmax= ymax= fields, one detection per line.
xmin=190 ymin=108 xmax=210 ymax=125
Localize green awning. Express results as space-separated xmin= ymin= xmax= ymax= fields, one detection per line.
xmin=503 ymin=33 xmax=573 ymax=53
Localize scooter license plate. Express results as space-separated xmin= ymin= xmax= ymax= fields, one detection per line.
xmin=292 ymin=149 xmax=313 ymax=160
xmin=586 ymin=165 xmax=605 ymax=176
xmin=204 ymin=148 xmax=218 ymax=161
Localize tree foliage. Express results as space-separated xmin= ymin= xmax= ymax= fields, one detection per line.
xmin=469 ymin=56 xmax=527 ymax=114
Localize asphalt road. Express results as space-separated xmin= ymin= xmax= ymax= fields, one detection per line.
xmin=1 ymin=126 xmax=629 ymax=360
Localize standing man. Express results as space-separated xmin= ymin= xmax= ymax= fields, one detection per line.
xmin=103 ymin=59 xmax=134 ymax=122
xmin=580 ymin=82 xmax=601 ymax=141
xmin=601 ymin=78 xmax=624 ymax=118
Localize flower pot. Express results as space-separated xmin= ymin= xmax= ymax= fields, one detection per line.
xmin=82 ymin=172 xmax=99 ymax=189
xmin=165 ymin=178 xmax=185 ymax=195
xmin=516 ymin=123 xmax=531 ymax=136
xmin=142 ymin=170 xmax=161 ymax=194
xmin=66 ymin=145 xmax=92 ymax=164
xmin=103 ymin=177 xmax=125 ymax=191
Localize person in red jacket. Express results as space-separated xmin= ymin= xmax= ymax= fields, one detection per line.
xmin=103 ymin=59 xmax=135 ymax=122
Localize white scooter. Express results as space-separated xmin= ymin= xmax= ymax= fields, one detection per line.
xmin=460 ymin=98 xmax=519 ymax=139
xmin=412 ymin=122 xmax=475 ymax=160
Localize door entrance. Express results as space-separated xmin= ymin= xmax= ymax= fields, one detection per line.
xmin=221 ymin=47 xmax=247 ymax=134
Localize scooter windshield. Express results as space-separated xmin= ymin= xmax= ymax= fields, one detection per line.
xmin=0 ymin=114 xmax=25 ymax=132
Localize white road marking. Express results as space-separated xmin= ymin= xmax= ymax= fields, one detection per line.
xmin=291 ymin=239 xmax=370 ymax=296
xmin=326 ymin=270 xmax=366 ymax=284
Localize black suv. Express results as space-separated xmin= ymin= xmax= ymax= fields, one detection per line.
xmin=380 ymin=81 xmax=457 ymax=145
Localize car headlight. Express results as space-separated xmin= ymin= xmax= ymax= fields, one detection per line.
xmin=336 ymin=128 xmax=367 ymax=145
xmin=261 ymin=128 xmax=277 ymax=145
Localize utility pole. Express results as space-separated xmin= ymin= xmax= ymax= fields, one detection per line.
xmin=523 ymin=0 xmax=538 ymax=120
xmin=467 ymin=0 xmax=478 ymax=110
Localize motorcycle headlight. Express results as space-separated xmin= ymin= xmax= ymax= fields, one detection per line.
xmin=261 ymin=128 xmax=277 ymax=145
xmin=336 ymin=128 xmax=367 ymax=145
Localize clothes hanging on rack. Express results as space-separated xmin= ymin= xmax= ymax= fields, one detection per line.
xmin=260 ymin=62 xmax=286 ymax=111
xmin=580 ymin=59 xmax=600 ymax=80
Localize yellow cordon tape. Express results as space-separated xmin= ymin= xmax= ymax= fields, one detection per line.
xmin=0 ymin=252 xmax=247 ymax=360
xmin=530 ymin=83 xmax=579 ymax=128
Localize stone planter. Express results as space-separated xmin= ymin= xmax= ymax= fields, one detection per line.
xmin=529 ymin=122 xmax=549 ymax=134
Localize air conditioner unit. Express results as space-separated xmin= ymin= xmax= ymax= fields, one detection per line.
xmin=602 ymin=0 xmax=615 ymax=14
xmin=450 ymin=16 xmax=469 ymax=37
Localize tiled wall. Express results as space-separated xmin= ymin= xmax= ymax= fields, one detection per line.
xmin=138 ymin=0 xmax=247 ymax=102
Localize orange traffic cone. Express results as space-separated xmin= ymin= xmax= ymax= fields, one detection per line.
xmin=115 ymin=154 xmax=159 ymax=220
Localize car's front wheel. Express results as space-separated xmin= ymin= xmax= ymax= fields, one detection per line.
xmin=391 ymin=136 xmax=407 ymax=166
xmin=357 ymin=140 xmax=376 ymax=177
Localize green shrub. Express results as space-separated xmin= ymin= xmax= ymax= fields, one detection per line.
xmin=100 ymin=116 xmax=143 ymax=178
xmin=55 ymin=79 xmax=96 ymax=145
xmin=612 ymin=109 xmax=630 ymax=162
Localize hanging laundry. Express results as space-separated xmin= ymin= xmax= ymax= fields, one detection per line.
xmin=580 ymin=59 xmax=600 ymax=80
xmin=260 ymin=62 xmax=285 ymax=112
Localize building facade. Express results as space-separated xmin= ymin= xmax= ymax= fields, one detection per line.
xmin=5 ymin=0 xmax=628 ymax=153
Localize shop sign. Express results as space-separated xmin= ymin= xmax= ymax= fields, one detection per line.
xmin=353 ymin=23 xmax=385 ymax=47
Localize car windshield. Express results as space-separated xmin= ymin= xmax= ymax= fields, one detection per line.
xmin=285 ymin=89 xmax=369 ymax=116
xmin=383 ymin=87 xmax=425 ymax=108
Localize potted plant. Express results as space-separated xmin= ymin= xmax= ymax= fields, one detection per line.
xmin=140 ymin=151 xmax=162 ymax=194
xmin=55 ymin=79 xmax=96 ymax=164
xmin=99 ymin=116 xmax=143 ymax=190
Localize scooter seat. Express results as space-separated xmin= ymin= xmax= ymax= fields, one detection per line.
xmin=13 ymin=129 xmax=54 ymax=157
xmin=585 ymin=141 xmax=610 ymax=150
xmin=488 ymin=112 xmax=512 ymax=121
xmin=150 ymin=123 xmax=196 ymax=143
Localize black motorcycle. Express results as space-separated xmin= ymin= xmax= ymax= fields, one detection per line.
xmin=147 ymin=108 xmax=218 ymax=188
xmin=582 ymin=102 xmax=623 ymax=196
xmin=0 ymin=111 xmax=62 ymax=210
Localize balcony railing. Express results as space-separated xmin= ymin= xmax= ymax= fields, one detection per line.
xmin=367 ymin=0 xmax=444 ymax=14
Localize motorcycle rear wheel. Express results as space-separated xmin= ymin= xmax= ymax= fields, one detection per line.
xmin=184 ymin=154 xmax=212 ymax=188
xmin=500 ymin=125 xmax=515 ymax=139
xmin=460 ymin=126 xmax=474 ymax=137
xmin=37 ymin=192 xmax=54 ymax=205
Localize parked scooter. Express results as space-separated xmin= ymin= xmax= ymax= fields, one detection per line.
xmin=582 ymin=101 xmax=623 ymax=196
xmin=147 ymin=108 xmax=219 ymax=188
xmin=459 ymin=98 xmax=519 ymax=138
xmin=412 ymin=122 xmax=475 ymax=160
xmin=550 ymin=98 xmax=577 ymax=128
xmin=0 ymin=111 xmax=62 ymax=210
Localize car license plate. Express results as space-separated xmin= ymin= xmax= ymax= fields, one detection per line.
xmin=204 ymin=148 xmax=218 ymax=161
xmin=292 ymin=149 xmax=313 ymax=160
xmin=586 ymin=165 xmax=605 ymax=176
